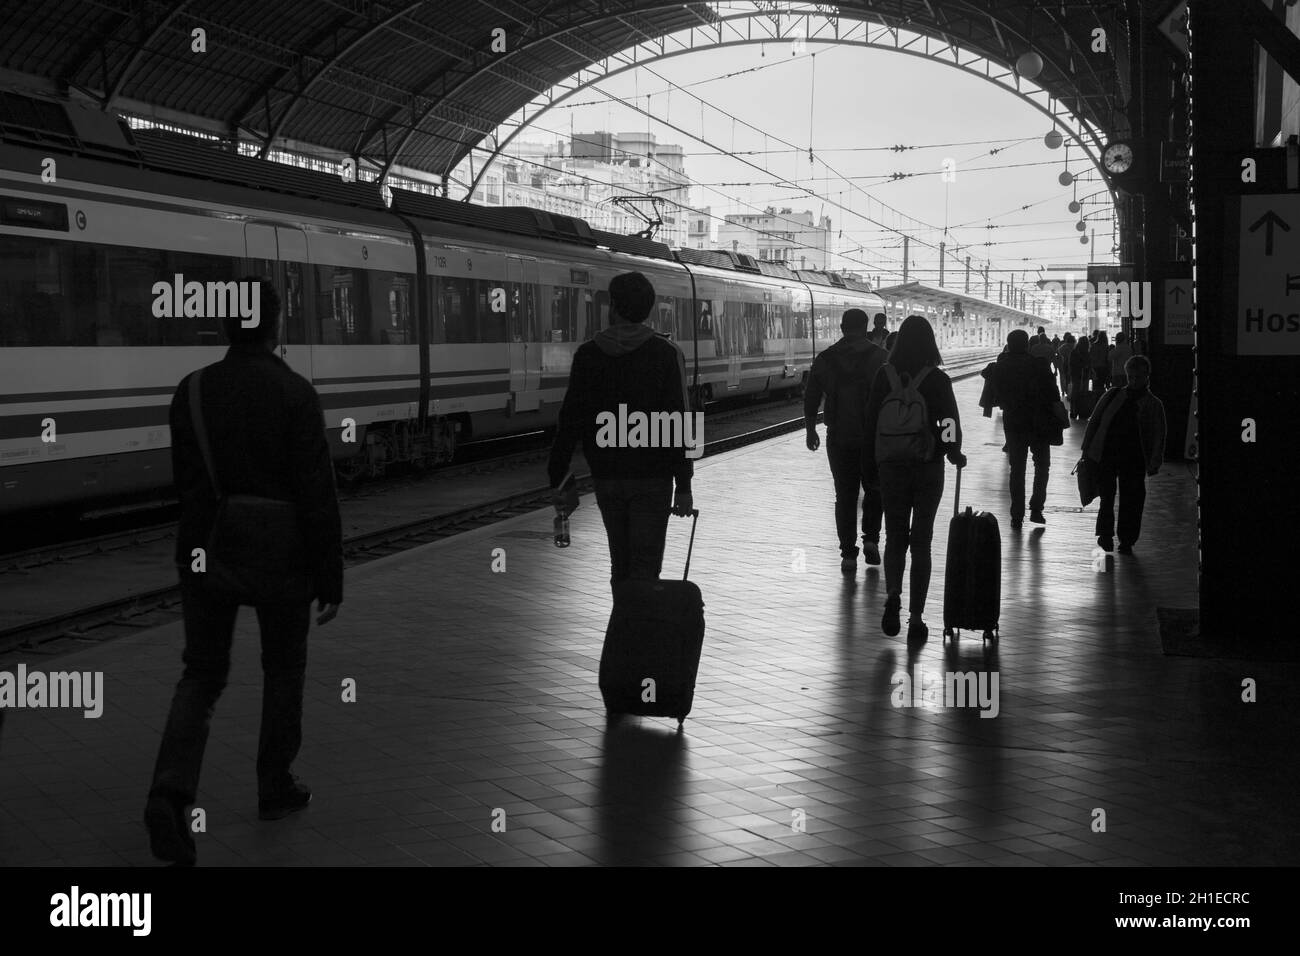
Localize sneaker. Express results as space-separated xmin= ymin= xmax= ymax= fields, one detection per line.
xmin=1010 ymin=516 xmax=1023 ymax=531
xmin=258 ymin=778 xmax=312 ymax=821
xmin=1098 ymin=536 xmax=1114 ymax=552
xmin=1117 ymin=542 xmax=1134 ymax=554
xmin=841 ymin=555 xmax=856 ymax=575
xmin=882 ymin=593 xmax=902 ymax=637
xmin=906 ymin=618 xmax=929 ymax=644
xmin=1030 ymin=510 xmax=1045 ymax=525
xmin=862 ymin=541 xmax=881 ymax=566
xmin=144 ymin=793 xmax=196 ymax=866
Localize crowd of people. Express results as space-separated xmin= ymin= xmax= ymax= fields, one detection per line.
xmin=801 ymin=314 xmax=1167 ymax=640
xmin=140 ymin=271 xmax=1168 ymax=864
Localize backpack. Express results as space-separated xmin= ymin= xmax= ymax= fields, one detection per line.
xmin=875 ymin=365 xmax=936 ymax=464
xmin=827 ymin=344 xmax=883 ymax=444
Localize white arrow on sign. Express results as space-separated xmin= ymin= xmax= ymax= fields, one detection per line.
xmin=1165 ymin=279 xmax=1192 ymax=346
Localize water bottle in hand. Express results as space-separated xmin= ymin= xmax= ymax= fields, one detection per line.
xmin=553 ymin=509 xmax=570 ymax=548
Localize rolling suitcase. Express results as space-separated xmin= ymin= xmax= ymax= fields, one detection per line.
xmin=598 ymin=509 xmax=705 ymax=728
xmin=942 ymin=467 xmax=1001 ymax=645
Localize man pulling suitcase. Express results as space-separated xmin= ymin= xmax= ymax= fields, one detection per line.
xmin=547 ymin=271 xmax=705 ymax=726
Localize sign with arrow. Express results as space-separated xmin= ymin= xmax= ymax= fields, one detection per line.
xmin=1237 ymin=195 xmax=1300 ymax=354
xmin=1157 ymin=0 xmax=1188 ymax=56
xmin=1165 ymin=279 xmax=1193 ymax=345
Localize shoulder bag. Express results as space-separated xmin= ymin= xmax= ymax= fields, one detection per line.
xmin=189 ymin=370 xmax=314 ymax=606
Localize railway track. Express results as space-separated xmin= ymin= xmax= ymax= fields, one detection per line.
xmin=0 ymin=351 xmax=998 ymax=657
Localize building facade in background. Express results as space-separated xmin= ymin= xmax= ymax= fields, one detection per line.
xmin=455 ymin=131 xmax=695 ymax=249
xmin=715 ymin=207 xmax=832 ymax=271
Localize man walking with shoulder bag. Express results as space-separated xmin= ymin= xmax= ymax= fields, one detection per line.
xmin=145 ymin=277 xmax=342 ymax=866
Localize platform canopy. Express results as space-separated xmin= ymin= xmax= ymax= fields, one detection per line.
xmin=876 ymin=281 xmax=1047 ymax=328
xmin=0 ymin=1 xmax=1141 ymax=188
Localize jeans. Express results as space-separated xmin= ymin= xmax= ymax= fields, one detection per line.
xmin=1004 ymin=427 xmax=1050 ymax=520
xmin=827 ymin=439 xmax=883 ymax=558
xmin=1095 ymin=460 xmax=1147 ymax=545
xmin=878 ymin=460 xmax=946 ymax=617
xmin=149 ymin=573 xmax=310 ymax=806
xmin=593 ymin=476 xmax=674 ymax=585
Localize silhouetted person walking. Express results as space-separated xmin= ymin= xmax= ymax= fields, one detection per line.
xmin=867 ymin=312 xmax=889 ymax=347
xmin=145 ymin=279 xmax=342 ymax=866
xmin=990 ymin=329 xmax=1062 ymax=530
xmin=1109 ymin=330 xmax=1133 ymax=388
xmin=863 ymin=315 xmax=966 ymax=642
xmin=548 ymin=272 xmax=695 ymax=584
xmin=1081 ymin=355 xmax=1167 ymax=553
xmin=805 ymin=308 xmax=888 ymax=573
xmin=1068 ymin=334 xmax=1091 ymax=419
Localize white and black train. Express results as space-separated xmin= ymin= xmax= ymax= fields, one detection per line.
xmin=0 ymin=117 xmax=883 ymax=516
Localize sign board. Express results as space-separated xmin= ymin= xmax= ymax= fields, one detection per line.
xmin=1158 ymin=0 xmax=1188 ymax=56
xmin=1160 ymin=141 xmax=1190 ymax=183
xmin=1165 ymin=279 xmax=1193 ymax=344
xmin=1086 ymin=264 xmax=1134 ymax=286
xmin=1236 ymin=194 xmax=1300 ymax=355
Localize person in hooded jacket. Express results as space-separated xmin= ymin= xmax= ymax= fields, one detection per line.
xmin=805 ymin=308 xmax=888 ymax=573
xmin=990 ymin=329 xmax=1062 ymax=529
xmin=1080 ymin=354 xmax=1166 ymax=554
xmin=548 ymin=272 xmax=694 ymax=585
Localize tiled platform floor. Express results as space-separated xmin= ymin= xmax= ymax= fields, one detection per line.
xmin=3 ymin=376 xmax=1298 ymax=867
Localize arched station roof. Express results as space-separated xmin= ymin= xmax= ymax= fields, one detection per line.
xmin=0 ymin=1 xmax=1148 ymax=187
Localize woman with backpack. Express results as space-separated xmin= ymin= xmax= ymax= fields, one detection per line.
xmin=862 ymin=315 xmax=967 ymax=643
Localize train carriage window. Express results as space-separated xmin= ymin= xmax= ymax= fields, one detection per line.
xmin=382 ymin=274 xmax=412 ymax=344
xmin=696 ymin=300 xmax=714 ymax=339
xmin=0 ymin=236 xmax=250 ymax=347
xmin=548 ymin=285 xmax=569 ymax=340
xmin=309 ymin=266 xmax=373 ymax=345
xmin=649 ymin=295 xmax=675 ymax=339
xmin=589 ymin=288 xmax=610 ymax=333
xmin=476 ymin=279 xmax=511 ymax=343
xmin=437 ymin=276 xmax=477 ymax=343
xmin=283 ymin=261 xmax=306 ymax=344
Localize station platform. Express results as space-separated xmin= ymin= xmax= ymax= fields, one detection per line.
xmin=3 ymin=376 xmax=1298 ymax=867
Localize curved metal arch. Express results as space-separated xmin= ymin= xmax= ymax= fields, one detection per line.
xmin=352 ymin=0 xmax=715 ymax=162
xmin=364 ymin=0 xmax=1120 ymax=178
xmin=238 ymin=2 xmax=432 ymax=158
xmin=101 ymin=0 xmax=197 ymax=110
xmin=457 ymin=16 xmax=1112 ymax=206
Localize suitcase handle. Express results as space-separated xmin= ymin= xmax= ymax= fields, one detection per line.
xmin=679 ymin=508 xmax=700 ymax=580
xmin=953 ymin=464 xmax=962 ymax=517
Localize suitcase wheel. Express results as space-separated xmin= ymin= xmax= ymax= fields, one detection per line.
xmin=982 ymin=629 xmax=998 ymax=645
xmin=942 ymin=627 xmax=955 ymax=642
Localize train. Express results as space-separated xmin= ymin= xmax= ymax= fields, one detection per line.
xmin=0 ymin=119 xmax=887 ymax=516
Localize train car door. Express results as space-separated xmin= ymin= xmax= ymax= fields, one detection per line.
xmin=519 ymin=256 xmax=542 ymax=401
xmin=275 ymin=226 xmax=313 ymax=384
xmin=506 ymin=255 xmax=539 ymax=412
xmin=725 ymin=277 xmax=743 ymax=390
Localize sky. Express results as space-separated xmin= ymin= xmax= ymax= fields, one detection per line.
xmin=490 ymin=9 xmax=1119 ymax=306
